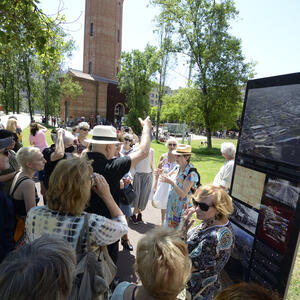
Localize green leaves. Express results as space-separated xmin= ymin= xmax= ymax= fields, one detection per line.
xmin=118 ymin=45 xmax=160 ymax=134
xmin=151 ymin=0 xmax=254 ymax=147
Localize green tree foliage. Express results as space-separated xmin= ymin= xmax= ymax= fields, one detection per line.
xmin=60 ymin=74 xmax=83 ymax=103
xmin=0 ymin=0 xmax=75 ymax=120
xmin=118 ymin=45 xmax=160 ymax=134
xmin=151 ymin=0 xmax=254 ymax=148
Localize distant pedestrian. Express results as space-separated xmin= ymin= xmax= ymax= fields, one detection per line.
xmin=213 ymin=142 xmax=236 ymax=192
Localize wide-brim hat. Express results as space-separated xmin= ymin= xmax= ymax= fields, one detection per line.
xmin=85 ymin=125 xmax=121 ymax=144
xmin=172 ymin=144 xmax=193 ymax=155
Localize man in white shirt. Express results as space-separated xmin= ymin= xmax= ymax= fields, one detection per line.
xmin=213 ymin=142 xmax=236 ymax=191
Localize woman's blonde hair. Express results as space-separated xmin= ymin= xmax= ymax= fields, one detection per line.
xmin=16 ymin=147 xmax=41 ymax=169
xmin=195 ymin=185 xmax=234 ymax=219
xmin=135 ymin=227 xmax=191 ymax=300
xmin=46 ymin=157 xmax=93 ymax=215
xmin=6 ymin=119 xmax=17 ymax=133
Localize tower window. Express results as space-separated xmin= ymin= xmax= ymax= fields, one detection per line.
xmin=89 ymin=62 xmax=92 ymax=74
xmin=116 ymin=67 xmax=119 ymax=75
xmin=117 ymin=30 xmax=120 ymax=43
xmin=90 ymin=23 xmax=93 ymax=36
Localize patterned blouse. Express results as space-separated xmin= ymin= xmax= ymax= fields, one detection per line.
xmin=25 ymin=206 xmax=128 ymax=250
xmin=165 ymin=163 xmax=199 ymax=229
xmin=186 ymin=221 xmax=235 ymax=300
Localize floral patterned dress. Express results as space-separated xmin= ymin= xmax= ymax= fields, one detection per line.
xmin=186 ymin=221 xmax=235 ymax=300
xmin=165 ymin=163 xmax=199 ymax=229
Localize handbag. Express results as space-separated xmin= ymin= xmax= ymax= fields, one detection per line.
xmin=120 ymin=184 xmax=137 ymax=205
xmin=70 ymin=214 xmax=117 ymax=300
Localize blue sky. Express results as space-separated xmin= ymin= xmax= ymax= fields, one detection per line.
xmin=39 ymin=0 xmax=300 ymax=89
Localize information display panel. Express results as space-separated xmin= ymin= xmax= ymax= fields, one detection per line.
xmin=226 ymin=73 xmax=300 ymax=299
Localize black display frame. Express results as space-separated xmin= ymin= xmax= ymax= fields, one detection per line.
xmin=227 ymin=73 xmax=300 ymax=299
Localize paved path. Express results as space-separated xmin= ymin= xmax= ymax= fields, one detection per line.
xmin=117 ymin=200 xmax=161 ymax=282
xmin=0 ymin=112 xmax=42 ymax=130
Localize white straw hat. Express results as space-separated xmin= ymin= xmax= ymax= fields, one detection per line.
xmin=85 ymin=125 xmax=121 ymax=144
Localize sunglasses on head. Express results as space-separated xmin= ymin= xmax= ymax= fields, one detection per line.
xmin=80 ymin=128 xmax=89 ymax=131
xmin=168 ymin=143 xmax=177 ymax=146
xmin=124 ymin=138 xmax=132 ymax=142
xmin=192 ymin=197 xmax=214 ymax=211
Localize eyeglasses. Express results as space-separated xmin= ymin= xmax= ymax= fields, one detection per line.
xmin=192 ymin=197 xmax=214 ymax=211
xmin=124 ymin=138 xmax=132 ymax=142
xmin=80 ymin=128 xmax=89 ymax=131
xmin=168 ymin=143 xmax=177 ymax=147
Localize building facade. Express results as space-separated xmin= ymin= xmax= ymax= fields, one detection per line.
xmin=60 ymin=0 xmax=127 ymax=125
xmin=149 ymin=86 xmax=172 ymax=107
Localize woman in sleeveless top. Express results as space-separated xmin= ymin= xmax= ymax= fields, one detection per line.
xmin=10 ymin=147 xmax=46 ymax=245
xmin=152 ymin=137 xmax=178 ymax=225
xmin=111 ymin=227 xmax=191 ymax=300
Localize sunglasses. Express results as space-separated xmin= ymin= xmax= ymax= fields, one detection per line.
xmin=168 ymin=143 xmax=177 ymax=146
xmin=124 ymin=138 xmax=132 ymax=142
xmin=192 ymin=197 xmax=214 ymax=211
xmin=80 ymin=128 xmax=89 ymax=131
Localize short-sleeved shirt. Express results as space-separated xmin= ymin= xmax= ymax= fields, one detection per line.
xmin=85 ymin=152 xmax=131 ymax=219
xmin=26 ymin=206 xmax=128 ymax=249
xmin=29 ymin=129 xmax=48 ymax=152
xmin=213 ymin=160 xmax=234 ymax=191
xmin=42 ymin=144 xmax=66 ymax=189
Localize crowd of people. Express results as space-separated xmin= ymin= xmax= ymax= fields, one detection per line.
xmin=0 ymin=115 xmax=279 ymax=300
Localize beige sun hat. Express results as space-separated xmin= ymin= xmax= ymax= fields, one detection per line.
xmin=172 ymin=144 xmax=192 ymax=155
xmin=85 ymin=125 xmax=121 ymax=144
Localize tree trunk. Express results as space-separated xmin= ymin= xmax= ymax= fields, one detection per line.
xmin=23 ymin=57 xmax=33 ymax=120
xmin=206 ymin=127 xmax=212 ymax=149
xmin=44 ymin=77 xmax=49 ymax=125
xmin=11 ymin=74 xmax=15 ymax=113
xmin=3 ymin=77 xmax=8 ymax=115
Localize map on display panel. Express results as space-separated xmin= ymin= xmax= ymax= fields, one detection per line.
xmin=226 ymin=73 xmax=300 ymax=299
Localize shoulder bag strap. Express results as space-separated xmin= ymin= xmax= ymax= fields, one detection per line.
xmin=84 ymin=213 xmax=91 ymax=251
xmin=76 ymin=213 xmax=91 ymax=254
xmin=10 ymin=176 xmax=31 ymax=197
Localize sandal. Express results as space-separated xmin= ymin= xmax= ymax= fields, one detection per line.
xmin=121 ymin=238 xmax=133 ymax=251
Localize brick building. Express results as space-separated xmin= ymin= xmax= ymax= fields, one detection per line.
xmin=60 ymin=0 xmax=127 ymax=125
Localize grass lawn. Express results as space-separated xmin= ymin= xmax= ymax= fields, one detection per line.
xmin=21 ymin=127 xmax=299 ymax=299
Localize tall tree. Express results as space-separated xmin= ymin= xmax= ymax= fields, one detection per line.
xmin=118 ymin=45 xmax=160 ymax=134
xmin=151 ymin=0 xmax=254 ymax=148
xmin=154 ymin=24 xmax=174 ymax=141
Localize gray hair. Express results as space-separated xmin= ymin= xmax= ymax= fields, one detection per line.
xmin=78 ymin=122 xmax=90 ymax=130
xmin=16 ymin=147 xmax=41 ymax=169
xmin=221 ymin=142 xmax=236 ymax=159
xmin=63 ymin=131 xmax=75 ymax=145
xmin=0 ymin=235 xmax=76 ymax=300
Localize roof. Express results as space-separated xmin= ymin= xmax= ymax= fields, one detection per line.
xmin=68 ymin=68 xmax=118 ymax=85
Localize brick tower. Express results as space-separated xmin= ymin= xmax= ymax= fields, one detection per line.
xmin=83 ymin=0 xmax=123 ymax=80
xmin=60 ymin=0 xmax=127 ymax=125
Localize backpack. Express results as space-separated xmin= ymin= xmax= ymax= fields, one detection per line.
xmin=69 ymin=214 xmax=117 ymax=300
xmin=183 ymin=167 xmax=201 ymax=194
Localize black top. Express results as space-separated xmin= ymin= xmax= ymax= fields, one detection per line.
xmin=85 ymin=152 xmax=131 ymax=219
xmin=11 ymin=176 xmax=40 ymax=217
xmin=42 ymin=144 xmax=66 ymax=189
xmin=0 ymin=183 xmax=15 ymax=263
